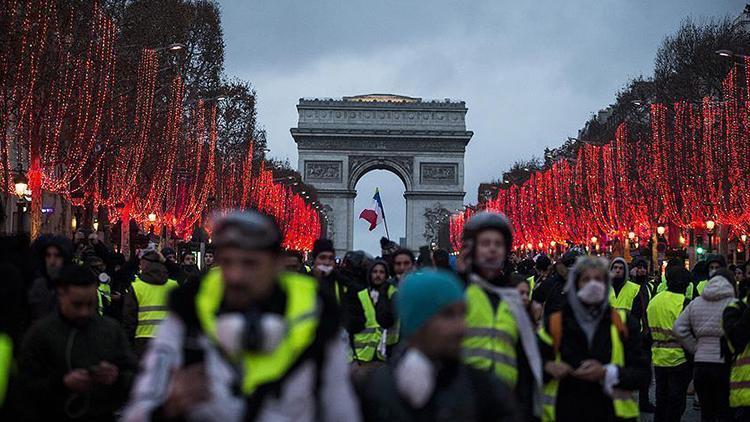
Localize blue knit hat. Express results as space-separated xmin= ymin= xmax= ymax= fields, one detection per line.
xmin=396 ymin=270 xmax=465 ymax=340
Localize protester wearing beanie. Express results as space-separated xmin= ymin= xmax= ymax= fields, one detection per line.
xmin=358 ymin=270 xmax=520 ymax=421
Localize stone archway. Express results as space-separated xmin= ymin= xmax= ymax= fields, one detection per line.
xmin=292 ymin=94 xmax=473 ymax=255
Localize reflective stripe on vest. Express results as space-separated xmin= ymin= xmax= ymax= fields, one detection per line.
xmin=647 ymin=291 xmax=686 ymax=367
xmin=609 ymin=281 xmax=641 ymax=312
xmin=132 ymin=277 xmax=179 ymax=338
xmin=354 ymin=289 xmax=384 ymax=362
xmin=538 ymin=310 xmax=638 ymax=421
xmin=196 ymin=268 xmax=320 ymax=395
xmin=463 ymin=284 xmax=519 ymax=387
xmin=729 ymin=299 xmax=750 ymax=408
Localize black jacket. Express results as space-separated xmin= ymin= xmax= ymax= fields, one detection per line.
xmin=532 ymin=268 xmax=567 ymax=320
xmin=15 ymin=312 xmax=136 ymax=421
xmin=540 ymin=302 xmax=650 ymax=422
xmin=359 ymin=358 xmax=520 ymax=422
xmin=723 ymin=298 xmax=750 ymax=357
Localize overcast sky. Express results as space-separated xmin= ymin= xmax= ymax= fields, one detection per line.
xmin=217 ymin=0 xmax=741 ymax=255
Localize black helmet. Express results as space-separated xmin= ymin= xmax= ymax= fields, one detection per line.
xmin=462 ymin=212 xmax=513 ymax=250
xmin=212 ymin=210 xmax=282 ymax=252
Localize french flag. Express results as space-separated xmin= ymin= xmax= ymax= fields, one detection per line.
xmin=359 ymin=188 xmax=386 ymax=231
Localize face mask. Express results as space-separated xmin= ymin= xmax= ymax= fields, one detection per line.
xmin=577 ymin=280 xmax=607 ymax=305
xmin=98 ymin=273 xmax=111 ymax=284
xmin=395 ymin=348 xmax=436 ymax=408
xmin=316 ymin=265 xmax=333 ymax=275
xmin=709 ymin=269 xmax=717 ymax=278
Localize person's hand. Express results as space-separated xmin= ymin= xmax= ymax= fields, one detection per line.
xmin=111 ymin=291 xmax=122 ymax=302
xmin=544 ymin=361 xmax=573 ymax=380
xmin=63 ymin=369 xmax=93 ymax=392
xmin=531 ymin=301 xmax=543 ymax=322
xmin=572 ymin=359 xmax=606 ymax=382
xmin=163 ymin=364 xmax=210 ymax=418
xmin=92 ymin=361 xmax=119 ymax=385
xmin=156 ymin=250 xmax=166 ymax=263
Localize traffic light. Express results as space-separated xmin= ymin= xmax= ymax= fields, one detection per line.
xmin=695 ymin=235 xmax=705 ymax=257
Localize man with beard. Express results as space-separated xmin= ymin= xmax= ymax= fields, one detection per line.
xmin=123 ymin=251 xmax=179 ymax=357
xmin=348 ymin=260 xmax=398 ymax=367
xmin=16 ymin=264 xmax=136 ymax=421
xmin=28 ymin=235 xmax=73 ymax=322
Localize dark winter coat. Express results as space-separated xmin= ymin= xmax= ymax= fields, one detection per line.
xmin=15 ymin=312 xmax=136 ymax=421
xmin=359 ymin=358 xmax=521 ymax=422
xmin=532 ymin=265 xmax=567 ymax=319
xmin=540 ymin=301 xmax=650 ymax=422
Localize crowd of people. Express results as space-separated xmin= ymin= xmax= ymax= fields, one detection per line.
xmin=1 ymin=209 xmax=750 ymax=421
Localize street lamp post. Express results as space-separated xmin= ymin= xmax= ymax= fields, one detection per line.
xmin=13 ymin=168 xmax=28 ymax=235
xmin=706 ymin=220 xmax=715 ymax=253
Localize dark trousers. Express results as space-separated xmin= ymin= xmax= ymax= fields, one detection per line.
xmin=732 ymin=406 xmax=750 ymax=422
xmin=654 ymin=363 xmax=692 ymax=422
xmin=694 ymin=362 xmax=731 ymax=422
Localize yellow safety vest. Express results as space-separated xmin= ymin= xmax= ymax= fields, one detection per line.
xmin=527 ymin=275 xmax=535 ymax=299
xmin=727 ymin=299 xmax=750 ymax=408
xmin=463 ymin=284 xmax=519 ymax=387
xmin=538 ymin=310 xmax=639 ymax=421
xmin=647 ymin=291 xmax=686 ymax=367
xmin=0 ymin=332 xmax=11 ymax=406
xmin=132 ymin=277 xmax=179 ymax=338
xmin=196 ymin=268 xmax=320 ymax=395
xmin=696 ymin=279 xmax=708 ymax=296
xmin=352 ymin=285 xmax=398 ymax=361
xmin=608 ymin=280 xmax=642 ymax=312
xmin=656 ymin=277 xmax=694 ymax=300
xmin=98 ymin=281 xmax=111 ymax=316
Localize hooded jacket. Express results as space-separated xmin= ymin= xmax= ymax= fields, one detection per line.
xmin=27 ymin=236 xmax=74 ymax=321
xmin=673 ymin=274 xmax=735 ymax=363
xmin=609 ymin=257 xmax=630 ymax=295
xmin=345 ymin=260 xmax=397 ymax=336
xmin=541 ymin=257 xmax=650 ymax=422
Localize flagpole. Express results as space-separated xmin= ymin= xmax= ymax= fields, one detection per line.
xmin=378 ymin=187 xmax=391 ymax=240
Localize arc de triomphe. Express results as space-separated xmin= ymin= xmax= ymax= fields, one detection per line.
xmin=292 ymin=94 xmax=473 ymax=255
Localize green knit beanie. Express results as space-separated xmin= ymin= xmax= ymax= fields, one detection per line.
xmin=396 ymin=270 xmax=465 ymax=340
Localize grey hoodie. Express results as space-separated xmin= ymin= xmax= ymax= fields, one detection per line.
xmin=673 ymin=275 xmax=735 ymax=363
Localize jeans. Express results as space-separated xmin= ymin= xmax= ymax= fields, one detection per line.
xmin=694 ymin=362 xmax=731 ymax=422
xmin=654 ymin=363 xmax=692 ymax=422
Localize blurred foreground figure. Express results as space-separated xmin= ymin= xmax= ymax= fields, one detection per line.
xmin=17 ymin=264 xmax=136 ymax=421
xmin=124 ymin=210 xmax=360 ymax=422
xmin=359 ymin=270 xmax=520 ymax=422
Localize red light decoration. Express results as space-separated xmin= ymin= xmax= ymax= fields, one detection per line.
xmin=0 ymin=2 xmax=321 ymax=250
xmin=451 ymin=62 xmax=750 ymax=252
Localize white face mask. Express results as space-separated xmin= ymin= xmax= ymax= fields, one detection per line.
xmin=316 ymin=264 xmax=333 ymax=275
xmin=394 ymin=348 xmax=436 ymax=408
xmin=709 ymin=269 xmax=717 ymax=278
xmin=577 ymin=280 xmax=607 ymax=305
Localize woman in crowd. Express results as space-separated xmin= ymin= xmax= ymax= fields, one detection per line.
xmin=539 ymin=256 xmax=650 ymax=422
xmin=674 ymin=268 xmax=736 ymax=422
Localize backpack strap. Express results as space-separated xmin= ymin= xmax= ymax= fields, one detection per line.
xmin=549 ymin=311 xmax=563 ymax=355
